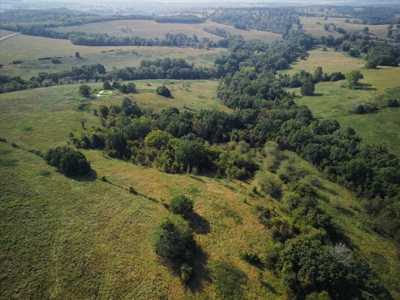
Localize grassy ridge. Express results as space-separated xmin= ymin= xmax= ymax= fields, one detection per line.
xmin=282 ymin=49 xmax=400 ymax=154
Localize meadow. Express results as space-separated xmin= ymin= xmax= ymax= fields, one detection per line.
xmin=1 ymin=82 xmax=399 ymax=299
xmin=54 ymin=20 xmax=282 ymax=43
xmin=0 ymin=29 xmax=14 ymax=38
xmin=0 ymin=34 xmax=228 ymax=79
xmin=281 ymin=48 xmax=400 ymax=154
xmin=299 ymin=16 xmax=395 ymax=40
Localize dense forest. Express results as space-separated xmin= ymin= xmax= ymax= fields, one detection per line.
xmin=210 ymin=7 xmax=299 ymax=36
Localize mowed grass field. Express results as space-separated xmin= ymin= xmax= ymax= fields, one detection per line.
xmin=299 ymin=16 xmax=395 ymax=40
xmin=1 ymin=80 xmax=400 ymax=299
xmin=0 ymin=34 xmax=228 ymax=79
xmin=54 ymin=20 xmax=282 ymax=43
xmin=281 ymin=48 xmax=400 ymax=154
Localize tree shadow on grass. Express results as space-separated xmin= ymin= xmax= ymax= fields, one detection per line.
xmin=313 ymin=93 xmax=324 ymax=97
xmin=187 ymin=247 xmax=211 ymax=295
xmin=69 ymin=169 xmax=98 ymax=182
xmin=158 ymin=245 xmax=211 ymax=295
xmin=189 ymin=212 xmax=211 ymax=235
xmin=260 ymin=279 xmax=278 ymax=295
xmin=356 ymin=83 xmax=377 ymax=91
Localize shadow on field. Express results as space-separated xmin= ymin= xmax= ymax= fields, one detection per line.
xmin=187 ymin=247 xmax=212 ymax=295
xmin=70 ymin=169 xmax=98 ymax=182
xmin=190 ymin=212 xmax=211 ymax=235
xmin=313 ymin=92 xmax=324 ymax=97
xmin=357 ymin=83 xmax=377 ymax=91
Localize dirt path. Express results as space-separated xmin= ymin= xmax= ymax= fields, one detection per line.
xmin=0 ymin=32 xmax=21 ymax=42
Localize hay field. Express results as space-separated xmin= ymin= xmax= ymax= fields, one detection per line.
xmin=283 ymin=49 xmax=400 ymax=154
xmin=0 ymin=34 xmax=228 ymax=79
xmin=300 ymin=16 xmax=392 ymax=39
xmin=54 ymin=20 xmax=282 ymax=43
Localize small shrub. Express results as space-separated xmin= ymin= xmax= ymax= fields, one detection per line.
xmin=169 ymin=195 xmax=194 ymax=217
xmin=388 ymin=99 xmax=399 ymax=107
xmin=180 ymin=263 xmax=193 ymax=284
xmin=156 ymin=85 xmax=171 ymax=97
xmin=259 ymin=173 xmax=282 ymax=199
xmin=240 ymin=251 xmax=262 ymax=265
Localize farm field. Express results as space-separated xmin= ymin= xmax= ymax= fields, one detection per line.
xmin=1 ymin=83 xmax=399 ymax=299
xmin=281 ymin=49 xmax=400 ymax=155
xmin=0 ymin=34 xmax=227 ymax=79
xmin=54 ymin=20 xmax=282 ymax=43
xmin=299 ymin=16 xmax=396 ymax=39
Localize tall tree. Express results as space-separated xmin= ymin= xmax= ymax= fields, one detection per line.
xmin=346 ymin=70 xmax=364 ymax=89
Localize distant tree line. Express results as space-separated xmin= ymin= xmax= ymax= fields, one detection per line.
xmin=203 ymin=27 xmax=243 ymax=40
xmin=154 ymin=15 xmax=205 ymax=24
xmin=0 ymin=58 xmax=216 ymax=93
xmin=210 ymin=7 xmax=299 ymax=36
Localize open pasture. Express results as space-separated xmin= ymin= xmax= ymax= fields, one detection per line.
xmin=54 ymin=20 xmax=282 ymax=43
xmin=300 ymin=16 xmax=392 ymax=40
xmin=0 ymin=81 xmax=286 ymax=299
xmin=285 ymin=49 xmax=400 ymax=154
xmin=0 ymin=34 xmax=228 ymax=79
xmin=0 ymin=29 xmax=14 ymax=38
xmin=0 ymin=80 xmax=228 ymax=150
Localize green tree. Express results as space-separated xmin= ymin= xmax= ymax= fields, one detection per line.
xmin=149 ymin=216 xmax=193 ymax=258
xmin=169 ymin=195 xmax=194 ymax=217
xmin=300 ymin=82 xmax=315 ymax=96
xmin=144 ymin=130 xmax=173 ymax=149
xmin=346 ymin=70 xmax=364 ymax=89
xmin=59 ymin=150 xmax=91 ymax=176
xmin=156 ymin=85 xmax=171 ymax=97
xmin=44 ymin=146 xmax=91 ymax=176
xmin=79 ymin=84 xmax=91 ymax=97
xmin=99 ymin=105 xmax=109 ymax=118
xmin=75 ymin=51 xmax=81 ymax=58
xmin=103 ymin=81 xmax=112 ymax=90
xmin=313 ymin=66 xmax=323 ymax=82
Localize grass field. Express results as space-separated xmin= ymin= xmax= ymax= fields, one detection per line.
xmin=0 ymin=80 xmax=228 ymax=151
xmin=281 ymin=48 xmax=400 ymax=154
xmin=300 ymin=16 xmax=395 ymax=40
xmin=0 ymin=29 xmax=14 ymax=38
xmin=1 ymin=80 xmax=400 ymax=299
xmin=0 ymin=34 xmax=228 ymax=79
xmin=0 ymin=83 xmax=283 ymax=299
xmin=54 ymin=20 xmax=282 ymax=43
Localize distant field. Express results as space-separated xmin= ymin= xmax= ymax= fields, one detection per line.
xmin=300 ymin=16 xmax=393 ymax=39
xmin=54 ymin=20 xmax=282 ymax=43
xmin=283 ymin=49 xmax=400 ymax=154
xmin=0 ymin=80 xmax=228 ymax=150
xmin=0 ymin=29 xmax=14 ymax=38
xmin=0 ymin=34 xmax=228 ymax=79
